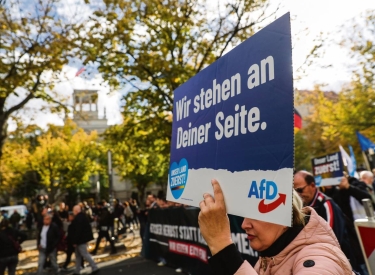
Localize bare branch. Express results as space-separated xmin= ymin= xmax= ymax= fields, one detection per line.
xmin=4 ymin=71 xmax=42 ymax=117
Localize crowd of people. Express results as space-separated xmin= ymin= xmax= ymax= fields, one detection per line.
xmin=0 ymin=197 xmax=142 ymax=275
xmin=0 ymin=169 xmax=374 ymax=275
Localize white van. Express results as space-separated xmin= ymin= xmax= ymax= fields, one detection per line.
xmin=0 ymin=205 xmax=28 ymax=223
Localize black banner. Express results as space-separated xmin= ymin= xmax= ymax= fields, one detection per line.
xmin=144 ymin=206 xmax=258 ymax=274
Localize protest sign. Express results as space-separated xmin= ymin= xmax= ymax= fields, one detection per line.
xmin=311 ymin=152 xmax=344 ymax=186
xmin=167 ymin=13 xmax=294 ymax=226
xmin=146 ymin=207 xmax=258 ymax=274
xmin=354 ymin=199 xmax=375 ymax=275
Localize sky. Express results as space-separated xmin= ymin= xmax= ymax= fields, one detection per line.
xmin=7 ymin=0 xmax=375 ymax=130
xmin=283 ymin=0 xmax=375 ymax=91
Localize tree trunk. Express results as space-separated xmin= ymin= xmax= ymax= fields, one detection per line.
xmin=0 ymin=118 xmax=8 ymax=160
xmin=49 ymin=177 xmax=57 ymax=204
xmin=138 ymin=181 xmax=148 ymax=208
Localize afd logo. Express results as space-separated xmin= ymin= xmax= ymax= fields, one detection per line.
xmin=248 ymin=179 xmax=286 ymax=213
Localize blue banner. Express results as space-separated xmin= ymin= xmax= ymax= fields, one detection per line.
xmin=167 ymin=13 xmax=294 ymax=226
xmin=311 ymin=152 xmax=344 ymax=187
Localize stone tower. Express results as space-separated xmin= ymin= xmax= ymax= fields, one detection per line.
xmin=72 ymin=89 xmax=108 ymax=134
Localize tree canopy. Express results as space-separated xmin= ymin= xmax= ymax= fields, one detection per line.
xmin=86 ymin=0 xmax=279 ymax=193
xmin=0 ymin=0 xmax=82 ymax=159
xmin=294 ymin=9 xmax=375 ymax=171
xmin=1 ymin=120 xmax=106 ymax=203
xmin=295 ymin=82 xmax=375 ymax=171
xmin=103 ymin=114 xmax=170 ymax=202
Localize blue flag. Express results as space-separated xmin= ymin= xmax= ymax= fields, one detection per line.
xmin=348 ymin=145 xmax=357 ymax=177
xmin=356 ymin=132 xmax=375 ymax=152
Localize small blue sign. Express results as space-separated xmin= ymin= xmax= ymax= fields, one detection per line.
xmin=311 ymin=152 xmax=344 ymax=187
xmin=169 ymin=158 xmax=189 ymax=199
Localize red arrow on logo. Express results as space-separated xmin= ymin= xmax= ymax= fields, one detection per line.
xmin=258 ymin=193 xmax=286 ymax=213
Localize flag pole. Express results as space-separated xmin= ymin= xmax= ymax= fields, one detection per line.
xmin=362 ymin=151 xmax=371 ymax=170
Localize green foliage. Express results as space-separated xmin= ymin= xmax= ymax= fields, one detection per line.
xmin=297 ymin=89 xmax=342 ymax=155
xmin=294 ymin=131 xmax=311 ymax=171
xmin=293 ymin=9 xmax=375 ymax=170
xmin=296 ymin=82 xmax=375 ymax=169
xmin=1 ymin=120 xmax=106 ymax=202
xmin=342 ymin=9 xmax=375 ymax=86
xmin=84 ymin=0 xmax=278 ymax=195
xmin=12 ymin=170 xmax=44 ymax=200
xmin=103 ymin=114 xmax=170 ymax=200
xmin=0 ymin=0 xmax=83 ymax=159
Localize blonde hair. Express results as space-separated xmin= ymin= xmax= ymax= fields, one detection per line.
xmin=292 ymin=189 xmax=306 ymax=227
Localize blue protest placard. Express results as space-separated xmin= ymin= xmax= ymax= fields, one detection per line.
xmin=167 ymin=13 xmax=294 ymax=226
xmin=311 ymin=152 xmax=344 ymax=187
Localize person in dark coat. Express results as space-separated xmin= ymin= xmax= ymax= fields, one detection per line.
xmin=0 ymin=219 xmax=27 ymax=275
xmin=70 ymin=205 xmax=99 ymax=274
xmin=40 ymin=209 xmax=63 ymax=270
xmin=129 ymin=199 xmax=139 ymax=228
xmin=62 ymin=212 xmax=84 ymax=271
xmin=25 ymin=208 xmax=33 ymax=231
xmin=322 ymin=176 xmax=373 ymax=223
xmin=36 ymin=207 xmax=48 ymax=231
xmin=111 ymin=199 xmax=124 ymax=240
xmin=9 ymin=210 xmax=21 ymax=230
xmin=58 ymin=202 xmax=69 ymax=221
xmin=112 ymin=199 xmax=124 ymax=222
xmin=92 ymin=202 xmax=117 ymax=255
xmin=36 ymin=214 xmax=60 ymax=275
xmin=52 ymin=210 xmax=63 ymax=230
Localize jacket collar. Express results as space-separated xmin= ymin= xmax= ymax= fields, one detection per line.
xmin=308 ymin=189 xmax=319 ymax=207
xmin=258 ymin=207 xmax=339 ymax=266
xmin=258 ymin=223 xmax=304 ymax=257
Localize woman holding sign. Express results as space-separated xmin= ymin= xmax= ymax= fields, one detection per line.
xmin=198 ymin=180 xmax=356 ymax=275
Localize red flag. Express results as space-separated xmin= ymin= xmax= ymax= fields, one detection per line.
xmin=294 ymin=108 xmax=302 ymax=133
xmin=75 ymin=67 xmax=85 ymax=77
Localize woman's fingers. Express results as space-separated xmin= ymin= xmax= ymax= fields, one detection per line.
xmin=203 ymin=193 xmax=215 ymax=205
xmin=211 ymin=179 xmax=226 ymax=208
xmin=198 ymin=179 xmax=233 ymax=256
xmin=200 ymin=180 xmax=226 ymax=209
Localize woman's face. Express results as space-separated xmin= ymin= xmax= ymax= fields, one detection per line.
xmin=241 ymin=218 xmax=287 ymax=251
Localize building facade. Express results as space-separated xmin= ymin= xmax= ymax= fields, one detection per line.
xmin=71 ymin=89 xmax=161 ymax=202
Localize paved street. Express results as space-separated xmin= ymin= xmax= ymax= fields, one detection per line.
xmin=18 ymin=227 xmax=188 ymax=275
xmin=98 ymin=257 xmax=178 ymax=275
xmin=19 ymin=229 xmax=143 ymax=274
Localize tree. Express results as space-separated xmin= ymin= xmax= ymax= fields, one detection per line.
xmin=84 ymin=0 xmax=279 ymax=194
xmin=296 ymin=83 xmax=375 ymax=170
xmin=0 ymin=119 xmax=46 ymax=202
xmin=12 ymin=170 xmax=43 ymax=201
xmin=29 ymin=123 xmax=103 ymax=202
xmin=104 ymin=115 xmax=170 ymax=203
xmin=0 ymin=0 xmax=82 ymax=159
xmin=294 ymin=131 xmax=311 ymax=171
xmin=1 ymin=120 xmax=106 ymax=202
xmin=342 ymin=9 xmax=375 ymax=87
xmin=293 ymin=10 xmax=375 ymax=169
xmin=0 ymin=138 xmax=31 ymax=202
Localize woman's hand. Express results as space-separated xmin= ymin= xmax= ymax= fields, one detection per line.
xmin=338 ymin=177 xmax=350 ymax=190
xmin=198 ymin=179 xmax=233 ymax=255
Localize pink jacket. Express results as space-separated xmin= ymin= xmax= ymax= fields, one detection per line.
xmin=235 ymin=207 xmax=354 ymax=275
